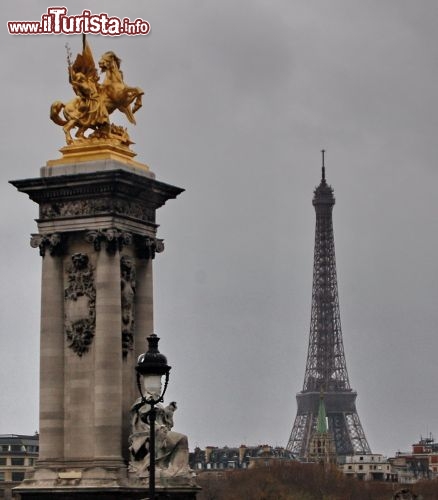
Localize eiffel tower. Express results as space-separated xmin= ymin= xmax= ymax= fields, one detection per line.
xmin=287 ymin=152 xmax=371 ymax=459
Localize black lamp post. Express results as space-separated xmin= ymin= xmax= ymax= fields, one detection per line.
xmin=136 ymin=333 xmax=171 ymax=500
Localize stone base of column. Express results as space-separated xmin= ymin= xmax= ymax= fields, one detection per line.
xmin=15 ymin=465 xmax=200 ymax=499
xmin=16 ymin=462 xmax=126 ymax=490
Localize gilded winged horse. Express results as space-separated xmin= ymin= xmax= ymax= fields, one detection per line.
xmin=50 ymin=38 xmax=143 ymax=145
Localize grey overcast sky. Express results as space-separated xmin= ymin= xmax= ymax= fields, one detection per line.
xmin=1 ymin=1 xmax=438 ymax=458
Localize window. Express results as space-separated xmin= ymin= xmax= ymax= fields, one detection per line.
xmin=358 ymin=465 xmax=363 ymax=470
xmin=0 ymin=472 xmax=4 ymax=481
xmin=12 ymin=472 xmax=25 ymax=482
xmin=0 ymin=458 xmax=6 ymax=466
xmin=11 ymin=458 xmax=24 ymax=466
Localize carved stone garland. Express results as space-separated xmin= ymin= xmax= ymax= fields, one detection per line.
xmin=121 ymin=256 xmax=136 ymax=357
xmin=39 ymin=199 xmax=155 ymax=223
xmin=64 ymin=253 xmax=96 ymax=356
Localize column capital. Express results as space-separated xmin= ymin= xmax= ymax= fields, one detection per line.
xmin=85 ymin=229 xmax=133 ymax=254
xmin=135 ymin=235 xmax=164 ymax=260
xmin=30 ymin=233 xmax=66 ymax=257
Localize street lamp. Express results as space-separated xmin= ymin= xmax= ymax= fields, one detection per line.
xmin=136 ymin=333 xmax=171 ymax=500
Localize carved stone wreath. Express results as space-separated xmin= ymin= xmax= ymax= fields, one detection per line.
xmin=64 ymin=253 xmax=96 ymax=356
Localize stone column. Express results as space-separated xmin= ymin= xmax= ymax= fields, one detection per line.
xmin=12 ymin=165 xmax=187 ymax=494
xmin=94 ymin=235 xmax=123 ymax=462
xmin=134 ymin=256 xmax=154 ymax=360
xmin=34 ymin=235 xmax=65 ymax=462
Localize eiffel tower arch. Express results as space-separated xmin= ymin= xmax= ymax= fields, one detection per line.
xmin=287 ymin=153 xmax=371 ymax=459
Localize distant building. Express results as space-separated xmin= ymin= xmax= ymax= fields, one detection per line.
xmin=190 ymin=444 xmax=295 ymax=471
xmin=338 ymin=453 xmax=395 ymax=481
xmin=390 ymin=435 xmax=438 ymax=483
xmin=0 ymin=434 xmax=39 ymax=500
xmin=339 ymin=435 xmax=438 ymax=483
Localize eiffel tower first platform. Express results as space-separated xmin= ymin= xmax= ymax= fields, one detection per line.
xmin=286 ymin=153 xmax=371 ymax=460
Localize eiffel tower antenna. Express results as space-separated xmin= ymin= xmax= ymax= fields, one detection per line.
xmin=321 ymin=149 xmax=326 ymax=182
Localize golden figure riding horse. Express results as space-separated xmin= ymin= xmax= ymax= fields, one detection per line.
xmin=50 ymin=39 xmax=143 ymax=145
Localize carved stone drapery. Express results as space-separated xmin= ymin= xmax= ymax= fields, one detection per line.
xmin=135 ymin=235 xmax=164 ymax=260
xmin=64 ymin=253 xmax=96 ymax=356
xmin=30 ymin=233 xmax=65 ymax=257
xmin=121 ymin=256 xmax=136 ymax=357
xmin=85 ymin=229 xmax=133 ymax=254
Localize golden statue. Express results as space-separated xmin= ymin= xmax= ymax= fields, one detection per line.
xmin=50 ymin=36 xmax=143 ymax=147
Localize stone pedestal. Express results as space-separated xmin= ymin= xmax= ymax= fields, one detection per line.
xmin=11 ymin=155 xmax=197 ymax=498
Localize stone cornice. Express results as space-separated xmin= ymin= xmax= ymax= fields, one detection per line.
xmin=10 ymin=169 xmax=184 ymax=211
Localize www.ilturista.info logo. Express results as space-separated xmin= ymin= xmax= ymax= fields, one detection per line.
xmin=7 ymin=7 xmax=150 ymax=36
